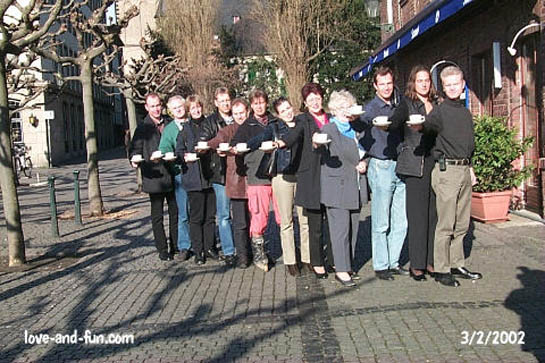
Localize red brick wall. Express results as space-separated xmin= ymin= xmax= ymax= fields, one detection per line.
xmin=376 ymin=0 xmax=544 ymax=216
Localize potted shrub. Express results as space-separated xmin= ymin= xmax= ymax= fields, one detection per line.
xmin=471 ymin=115 xmax=534 ymax=222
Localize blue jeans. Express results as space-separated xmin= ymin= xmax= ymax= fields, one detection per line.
xmin=174 ymin=173 xmax=191 ymax=251
xmin=367 ymin=158 xmax=408 ymax=271
xmin=212 ymin=183 xmax=235 ymax=256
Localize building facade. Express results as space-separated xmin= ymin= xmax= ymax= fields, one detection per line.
xmin=9 ymin=1 xmax=124 ymax=168
xmin=353 ymin=0 xmax=545 ymax=217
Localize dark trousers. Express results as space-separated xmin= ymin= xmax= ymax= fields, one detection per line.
xmin=404 ymin=156 xmax=436 ymax=270
xmin=326 ymin=207 xmax=360 ymax=272
xmin=150 ymin=191 xmax=178 ymax=255
xmin=188 ymin=189 xmax=216 ymax=255
xmin=231 ymin=198 xmax=250 ymax=262
xmin=305 ymin=206 xmax=334 ymax=267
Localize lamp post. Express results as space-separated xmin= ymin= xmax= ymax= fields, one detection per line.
xmin=507 ymin=22 xmax=541 ymax=56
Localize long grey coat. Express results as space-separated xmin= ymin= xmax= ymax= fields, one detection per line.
xmin=320 ymin=122 xmax=368 ymax=210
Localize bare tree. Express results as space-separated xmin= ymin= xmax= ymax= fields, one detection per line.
xmin=98 ymin=38 xmax=186 ymax=140
xmin=97 ymin=38 xmax=187 ymax=192
xmin=34 ymin=1 xmax=139 ymax=216
xmin=0 ymin=0 xmax=66 ymax=266
xmin=157 ymin=0 xmax=239 ymax=110
xmin=249 ymin=0 xmax=347 ymax=109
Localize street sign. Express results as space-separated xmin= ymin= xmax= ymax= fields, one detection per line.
xmin=44 ymin=110 xmax=55 ymax=119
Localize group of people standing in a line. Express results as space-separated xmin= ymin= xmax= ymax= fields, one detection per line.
xmin=129 ymin=64 xmax=483 ymax=288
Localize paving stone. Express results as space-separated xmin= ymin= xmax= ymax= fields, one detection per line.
xmin=0 ymin=148 xmax=544 ymax=362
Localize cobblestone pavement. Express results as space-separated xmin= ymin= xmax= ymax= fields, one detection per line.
xmin=1 ymin=147 xmax=544 ymax=362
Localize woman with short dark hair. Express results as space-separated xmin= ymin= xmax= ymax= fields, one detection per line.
xmin=277 ymin=83 xmax=334 ymax=279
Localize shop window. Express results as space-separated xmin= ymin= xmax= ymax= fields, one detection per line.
xmin=471 ymin=50 xmax=494 ymax=115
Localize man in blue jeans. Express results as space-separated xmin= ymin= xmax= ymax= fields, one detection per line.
xmin=361 ymin=66 xmax=409 ymax=281
xmin=198 ymin=87 xmax=236 ymax=266
xmin=159 ymin=95 xmax=191 ymax=261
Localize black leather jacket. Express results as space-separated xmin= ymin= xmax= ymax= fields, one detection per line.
xmin=199 ymin=112 xmax=232 ymax=184
xmin=390 ymin=97 xmax=437 ymax=176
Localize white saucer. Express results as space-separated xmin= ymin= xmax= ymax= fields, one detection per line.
xmin=163 ymin=156 xmax=177 ymax=161
xmin=373 ymin=121 xmax=391 ymax=127
xmin=131 ymin=157 xmax=144 ymax=163
xmin=348 ymin=107 xmax=365 ymax=116
xmin=185 ymin=157 xmax=200 ymax=162
xmin=150 ymin=154 xmax=163 ymax=160
xmin=195 ymin=146 xmax=210 ymax=151
xmin=217 ymin=147 xmax=231 ymax=152
xmin=314 ymin=139 xmax=331 ymax=145
xmin=406 ymin=120 xmax=425 ymax=125
xmin=259 ymin=146 xmax=276 ymax=152
xmin=236 ymin=148 xmax=250 ymax=153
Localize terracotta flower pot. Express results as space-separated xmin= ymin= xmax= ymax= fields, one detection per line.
xmin=471 ymin=190 xmax=512 ymax=223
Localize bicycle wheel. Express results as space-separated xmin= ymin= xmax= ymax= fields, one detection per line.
xmin=23 ymin=158 xmax=32 ymax=178
xmin=14 ymin=157 xmax=21 ymax=179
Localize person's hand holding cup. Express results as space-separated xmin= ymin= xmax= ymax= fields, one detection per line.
xmin=184 ymin=152 xmax=198 ymax=162
xmin=408 ymin=114 xmax=425 ymax=131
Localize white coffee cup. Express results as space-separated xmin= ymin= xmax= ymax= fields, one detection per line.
xmin=409 ymin=114 xmax=425 ymax=123
xmin=236 ymin=143 xmax=248 ymax=152
xmin=261 ymin=141 xmax=274 ymax=149
xmin=164 ymin=151 xmax=175 ymax=159
xmin=373 ymin=116 xmax=389 ymax=125
xmin=197 ymin=141 xmax=208 ymax=149
xmin=313 ymin=133 xmax=328 ymax=143
xmin=185 ymin=152 xmax=198 ymax=161
xmin=151 ymin=150 xmax=163 ymax=159
xmin=131 ymin=154 xmax=143 ymax=162
xmin=219 ymin=143 xmax=230 ymax=151
xmin=348 ymin=104 xmax=364 ymax=115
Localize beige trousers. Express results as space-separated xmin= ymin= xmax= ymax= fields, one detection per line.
xmin=431 ymin=164 xmax=471 ymax=273
xmin=272 ymin=174 xmax=310 ymax=265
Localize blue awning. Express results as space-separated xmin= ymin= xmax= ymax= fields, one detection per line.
xmin=352 ymin=0 xmax=475 ymax=81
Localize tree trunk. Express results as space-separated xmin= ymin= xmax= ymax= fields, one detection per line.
xmin=124 ymin=94 xmax=142 ymax=193
xmin=126 ymin=93 xmax=138 ymax=138
xmin=81 ymin=61 xmax=104 ymax=216
xmin=0 ymin=54 xmax=26 ymax=266
xmin=284 ymin=62 xmax=307 ymax=112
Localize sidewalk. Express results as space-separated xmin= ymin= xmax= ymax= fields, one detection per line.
xmin=0 ymin=148 xmax=544 ymax=362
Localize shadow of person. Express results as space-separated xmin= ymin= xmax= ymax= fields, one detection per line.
xmin=353 ymin=216 xmax=372 ymax=272
xmin=463 ymin=219 xmax=476 ymax=258
xmin=504 ymin=266 xmax=545 ymax=361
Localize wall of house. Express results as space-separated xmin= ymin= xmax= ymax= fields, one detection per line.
xmin=376 ymin=0 xmax=544 ymax=216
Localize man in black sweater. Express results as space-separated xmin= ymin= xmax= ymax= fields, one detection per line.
xmin=423 ymin=66 xmax=482 ymax=287
xmin=199 ymin=87 xmax=236 ymax=266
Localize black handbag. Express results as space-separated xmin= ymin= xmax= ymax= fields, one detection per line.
xmin=256 ymin=124 xmax=278 ymax=178
xmin=395 ymin=145 xmax=424 ymax=177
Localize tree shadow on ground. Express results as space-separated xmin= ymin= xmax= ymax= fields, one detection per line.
xmin=504 ymin=266 xmax=545 ymax=362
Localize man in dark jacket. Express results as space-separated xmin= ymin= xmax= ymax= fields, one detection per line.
xmin=198 ymin=87 xmax=235 ymax=266
xmin=231 ymin=90 xmax=280 ymax=271
xmin=129 ymin=93 xmax=178 ymax=261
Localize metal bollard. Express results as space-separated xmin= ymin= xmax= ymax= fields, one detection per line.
xmin=48 ymin=176 xmax=59 ymax=237
xmin=73 ymin=170 xmax=82 ymax=225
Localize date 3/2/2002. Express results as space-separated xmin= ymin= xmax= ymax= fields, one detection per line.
xmin=461 ymin=331 xmax=525 ymax=345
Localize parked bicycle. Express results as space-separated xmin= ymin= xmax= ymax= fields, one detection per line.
xmin=13 ymin=142 xmax=33 ymax=179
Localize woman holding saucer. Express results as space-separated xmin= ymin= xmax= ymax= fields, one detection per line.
xmin=319 ymin=90 xmax=368 ymax=287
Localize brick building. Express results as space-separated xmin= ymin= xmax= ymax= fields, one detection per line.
xmin=352 ymin=0 xmax=545 ymax=217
